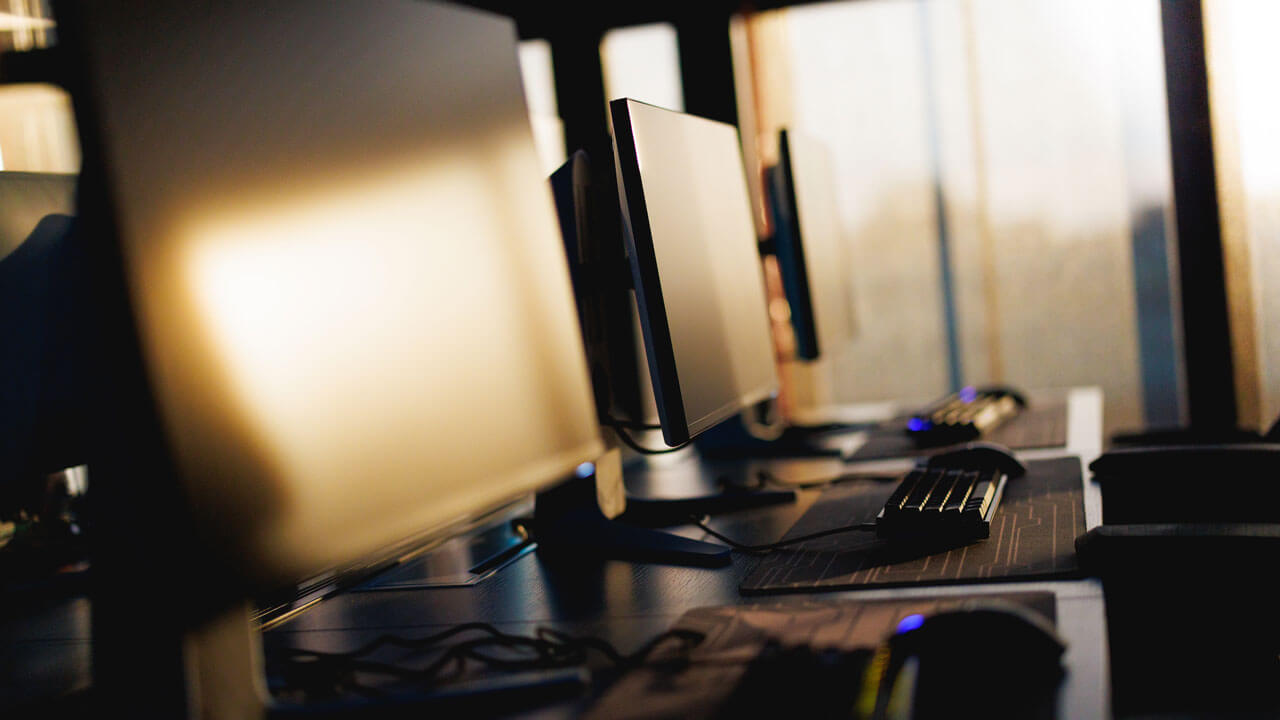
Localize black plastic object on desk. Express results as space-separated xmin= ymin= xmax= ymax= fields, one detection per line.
xmin=1108 ymin=410 xmax=1280 ymax=447
xmin=883 ymin=600 xmax=1065 ymax=720
xmin=875 ymin=466 xmax=1007 ymax=547
xmin=692 ymin=409 xmax=862 ymax=460
xmin=874 ymin=442 xmax=1023 ymax=546
xmin=924 ymin=440 xmax=1027 ymax=477
xmin=1082 ymin=440 xmax=1280 ymax=715
xmin=1089 ymin=443 xmax=1280 ymax=524
xmin=1075 ymin=523 xmax=1280 ymax=717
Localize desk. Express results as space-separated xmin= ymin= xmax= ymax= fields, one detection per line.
xmin=1 ymin=386 xmax=1109 ymax=717
xmin=264 ymin=386 xmax=1109 ymax=717
xmin=266 ymin=546 xmax=1109 ymax=719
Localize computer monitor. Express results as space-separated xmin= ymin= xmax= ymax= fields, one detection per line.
xmin=549 ymin=150 xmax=646 ymax=431
xmin=609 ymin=99 xmax=780 ymax=447
xmin=767 ymin=129 xmax=856 ymax=362
xmin=544 ymin=149 xmax=793 ymax=566
xmin=57 ymin=0 xmax=602 ymax=714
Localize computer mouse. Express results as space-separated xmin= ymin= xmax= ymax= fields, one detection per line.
xmin=885 ymin=601 xmax=1065 ymax=719
xmin=924 ymin=441 xmax=1027 ymax=478
xmin=890 ymin=600 xmax=1065 ymax=661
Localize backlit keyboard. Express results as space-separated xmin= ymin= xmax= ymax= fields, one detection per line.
xmin=906 ymin=387 xmax=1025 ymax=447
xmin=876 ymin=467 xmax=1007 ymax=543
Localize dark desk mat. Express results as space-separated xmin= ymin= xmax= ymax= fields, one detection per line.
xmin=740 ymin=457 xmax=1084 ymax=594
xmin=583 ymin=591 xmax=1056 ymax=720
xmin=846 ymin=400 xmax=1068 ymax=462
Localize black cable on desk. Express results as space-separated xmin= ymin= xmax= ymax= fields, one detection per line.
xmin=691 ymin=515 xmax=877 ymax=553
xmin=272 ymin=622 xmax=706 ymax=700
xmin=746 ymin=468 xmax=901 ymax=491
xmin=599 ymin=419 xmax=689 ymax=455
xmin=281 ymin=622 xmax=501 ymax=663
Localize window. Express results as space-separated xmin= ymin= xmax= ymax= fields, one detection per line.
xmin=738 ymin=0 xmax=1180 ymax=434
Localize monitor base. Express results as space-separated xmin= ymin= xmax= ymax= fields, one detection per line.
xmin=531 ymin=506 xmax=732 ymax=567
xmin=530 ymin=475 xmax=794 ymax=568
xmin=695 ymin=419 xmax=857 ymax=460
xmin=619 ymin=489 xmax=795 ymax=528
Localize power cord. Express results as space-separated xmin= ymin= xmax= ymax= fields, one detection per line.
xmin=732 ymin=469 xmax=901 ymax=492
xmin=690 ymin=515 xmax=877 ymax=553
xmin=599 ymin=418 xmax=690 ymax=455
xmin=272 ymin=622 xmax=706 ymax=700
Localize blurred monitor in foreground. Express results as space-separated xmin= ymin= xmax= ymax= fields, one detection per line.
xmin=59 ymin=0 xmax=602 ymax=715
xmin=609 ymin=98 xmax=779 ymax=447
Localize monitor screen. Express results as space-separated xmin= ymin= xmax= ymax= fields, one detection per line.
xmin=610 ymin=99 xmax=779 ymax=447
xmin=70 ymin=0 xmax=603 ymax=593
xmin=768 ymin=129 xmax=856 ymax=361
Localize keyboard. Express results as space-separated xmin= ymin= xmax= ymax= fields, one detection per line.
xmin=876 ymin=467 xmax=1007 ymax=544
xmin=906 ymin=387 xmax=1025 ymax=446
xmin=739 ymin=457 xmax=1084 ymax=594
xmin=846 ymin=400 xmax=1067 ymax=461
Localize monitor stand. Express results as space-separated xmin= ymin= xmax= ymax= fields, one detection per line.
xmin=693 ymin=411 xmax=864 ymax=460
xmin=619 ymin=486 xmax=798 ymax=527
xmin=343 ymin=447 xmax=797 ymax=593
xmin=528 ymin=456 xmax=793 ymax=568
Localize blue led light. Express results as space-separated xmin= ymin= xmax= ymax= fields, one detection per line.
xmin=907 ymin=418 xmax=931 ymax=432
xmin=959 ymin=386 xmax=978 ymax=403
xmin=575 ymin=462 xmax=595 ymax=479
xmin=896 ymin=614 xmax=926 ymax=634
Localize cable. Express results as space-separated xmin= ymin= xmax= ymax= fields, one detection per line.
xmin=625 ymin=627 xmax=705 ymax=667
xmin=691 ymin=515 xmax=877 ymax=553
xmin=600 ymin=420 xmax=690 ymax=455
xmin=600 ymin=416 xmax=663 ymax=431
xmin=273 ymin=622 xmax=708 ymax=699
xmin=738 ymin=469 xmax=902 ymax=492
xmin=740 ymin=402 xmax=786 ymax=442
xmin=281 ymin=622 xmax=505 ymax=663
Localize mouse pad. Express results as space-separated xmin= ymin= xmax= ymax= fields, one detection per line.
xmin=582 ymin=591 xmax=1056 ymax=720
xmin=846 ymin=400 xmax=1069 ymax=462
xmin=740 ymin=457 xmax=1085 ymax=594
